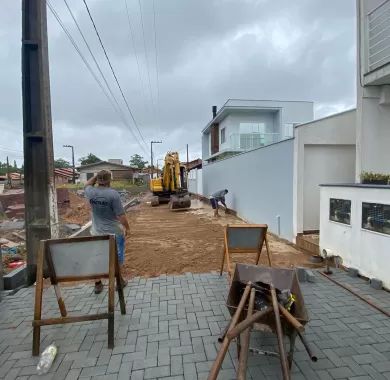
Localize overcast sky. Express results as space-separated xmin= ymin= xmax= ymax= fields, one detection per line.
xmin=1 ymin=0 xmax=356 ymax=166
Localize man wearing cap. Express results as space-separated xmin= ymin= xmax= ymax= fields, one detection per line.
xmin=85 ymin=170 xmax=130 ymax=294
xmin=210 ymin=189 xmax=229 ymax=217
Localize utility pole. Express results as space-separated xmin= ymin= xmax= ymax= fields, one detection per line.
xmin=63 ymin=144 xmax=76 ymax=184
xmin=150 ymin=140 xmax=162 ymax=179
xmin=186 ymin=144 xmax=189 ymax=170
xmin=22 ymin=0 xmax=59 ymax=284
xmin=6 ymin=156 xmax=11 ymax=188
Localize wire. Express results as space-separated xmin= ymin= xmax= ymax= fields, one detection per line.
xmin=124 ymin=0 xmax=153 ymax=115
xmin=82 ymin=0 xmax=148 ymax=150
xmin=152 ymin=0 xmax=161 ymax=136
xmin=0 ymin=146 xmax=23 ymax=154
xmin=137 ymin=0 xmax=156 ymax=115
xmin=63 ymin=0 xmax=125 ymax=120
xmin=47 ymin=1 xmax=148 ymax=155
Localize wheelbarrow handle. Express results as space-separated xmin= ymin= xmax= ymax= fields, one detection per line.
xmin=271 ymin=284 xmax=291 ymax=380
xmin=208 ymin=282 xmax=252 ymax=380
xmin=226 ymin=308 xmax=273 ymax=340
xmin=278 ymin=304 xmax=305 ymax=333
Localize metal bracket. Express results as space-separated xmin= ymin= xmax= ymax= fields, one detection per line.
xmin=22 ymin=40 xmax=39 ymax=49
xmin=249 ymin=347 xmax=280 ymax=358
xmin=25 ymin=132 xmax=44 ymax=141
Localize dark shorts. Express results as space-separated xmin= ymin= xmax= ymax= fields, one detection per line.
xmin=210 ymin=198 xmax=218 ymax=209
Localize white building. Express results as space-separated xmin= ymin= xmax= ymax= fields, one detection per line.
xmin=199 ymin=99 xmax=356 ymax=242
xmin=202 ymin=99 xmax=314 ymax=162
xmin=320 ymin=0 xmax=390 ymax=288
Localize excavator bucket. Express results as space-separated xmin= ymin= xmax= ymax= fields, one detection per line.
xmin=169 ymin=194 xmax=191 ymax=211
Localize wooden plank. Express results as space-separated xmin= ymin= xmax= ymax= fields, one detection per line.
xmin=32 ymin=241 xmax=45 ymax=356
xmin=45 ymin=235 xmax=110 ymax=245
xmin=237 ymin=288 xmax=255 ymax=380
xmin=107 ymin=235 xmax=115 ymax=349
xmin=265 ymin=235 xmax=272 ymax=267
xmin=32 ymin=313 xmax=110 ymax=326
xmin=208 ymin=283 xmax=252 ymax=380
xmin=115 ymin=245 xmax=126 ymax=316
xmin=56 ymin=274 xmax=109 ymax=282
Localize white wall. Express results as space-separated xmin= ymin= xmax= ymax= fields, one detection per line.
xmin=356 ymin=0 xmax=390 ymax=178
xmin=223 ymin=99 xmax=314 ymax=125
xmin=303 ymin=145 xmax=356 ymax=231
xmin=203 ymin=139 xmax=295 ymax=240
xmin=188 ymin=168 xmax=203 ymax=195
xmin=293 ymin=109 xmax=356 ymax=236
xmin=356 ymin=86 xmax=390 ymax=178
xmin=320 ymin=185 xmax=390 ymax=288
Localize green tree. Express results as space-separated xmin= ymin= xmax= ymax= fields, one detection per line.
xmin=13 ymin=160 xmax=17 ymax=169
xmin=129 ymin=154 xmax=148 ymax=169
xmin=79 ymin=153 xmax=101 ymax=166
xmin=54 ymin=158 xmax=71 ymax=168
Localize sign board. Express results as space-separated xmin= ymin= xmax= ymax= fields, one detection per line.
xmin=220 ymin=224 xmax=272 ymax=279
xmin=32 ymin=235 xmax=126 ymax=355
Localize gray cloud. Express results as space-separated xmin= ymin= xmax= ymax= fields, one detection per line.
xmin=0 ymin=0 xmax=356 ymax=164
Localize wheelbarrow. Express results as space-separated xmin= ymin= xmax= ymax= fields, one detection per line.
xmin=208 ymin=264 xmax=316 ymax=380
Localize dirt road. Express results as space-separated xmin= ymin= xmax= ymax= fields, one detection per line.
xmin=123 ymin=198 xmax=321 ymax=278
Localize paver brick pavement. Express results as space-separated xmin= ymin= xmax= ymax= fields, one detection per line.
xmin=0 ymin=270 xmax=389 ymax=379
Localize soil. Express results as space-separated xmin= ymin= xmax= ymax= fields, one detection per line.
xmin=59 ymin=191 xmax=91 ymax=226
xmin=122 ymin=197 xmax=323 ymax=278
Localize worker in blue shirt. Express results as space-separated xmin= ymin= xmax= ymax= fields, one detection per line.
xmin=210 ymin=189 xmax=228 ymax=217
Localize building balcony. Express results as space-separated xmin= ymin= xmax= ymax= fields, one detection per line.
xmin=229 ymin=132 xmax=281 ymax=151
xmin=363 ymin=0 xmax=390 ymax=85
xmin=204 ymin=132 xmax=290 ymax=163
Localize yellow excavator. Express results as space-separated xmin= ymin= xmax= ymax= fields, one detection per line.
xmin=149 ymin=151 xmax=191 ymax=210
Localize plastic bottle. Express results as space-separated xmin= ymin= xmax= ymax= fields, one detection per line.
xmin=36 ymin=343 xmax=57 ymax=375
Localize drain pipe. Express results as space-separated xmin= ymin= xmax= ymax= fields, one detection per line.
xmin=322 ymin=248 xmax=336 ymax=275
xmin=319 ymin=272 xmax=390 ymax=318
xmin=276 ymin=215 xmax=281 ymax=236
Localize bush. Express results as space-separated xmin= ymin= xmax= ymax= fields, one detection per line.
xmin=360 ymin=171 xmax=390 ymax=185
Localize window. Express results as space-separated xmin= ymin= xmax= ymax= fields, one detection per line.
xmin=221 ymin=128 xmax=226 ymax=144
xmin=362 ymin=202 xmax=390 ymax=235
xmin=240 ymin=122 xmax=265 ymax=134
xmin=329 ymin=198 xmax=351 ymax=225
xmin=86 ymin=172 xmax=94 ymax=180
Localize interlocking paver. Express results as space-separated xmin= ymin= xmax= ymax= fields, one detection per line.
xmin=0 ymin=270 xmax=389 ymax=379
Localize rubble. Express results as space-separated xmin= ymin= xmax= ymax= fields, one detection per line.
xmin=0 ymin=220 xmax=25 ymax=230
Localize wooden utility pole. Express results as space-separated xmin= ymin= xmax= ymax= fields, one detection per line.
xmin=22 ymin=0 xmax=59 ymax=284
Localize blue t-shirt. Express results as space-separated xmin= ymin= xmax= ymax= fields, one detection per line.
xmin=85 ymin=185 xmax=125 ymax=235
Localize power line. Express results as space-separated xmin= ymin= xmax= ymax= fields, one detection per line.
xmin=82 ymin=0 xmax=148 ymax=149
xmin=152 ymin=0 xmax=161 ymax=135
xmin=137 ymin=0 xmax=156 ymax=116
xmin=124 ymin=0 xmax=153 ymax=115
xmin=63 ymin=0 xmax=126 ymax=122
xmin=47 ymin=1 xmax=148 ymax=155
xmin=0 ymin=146 xmax=23 ymax=154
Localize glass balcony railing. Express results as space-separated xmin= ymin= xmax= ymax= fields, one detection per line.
xmin=229 ymin=132 xmax=281 ymax=151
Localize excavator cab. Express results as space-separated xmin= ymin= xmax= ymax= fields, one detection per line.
xmin=149 ymin=152 xmax=191 ymax=210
